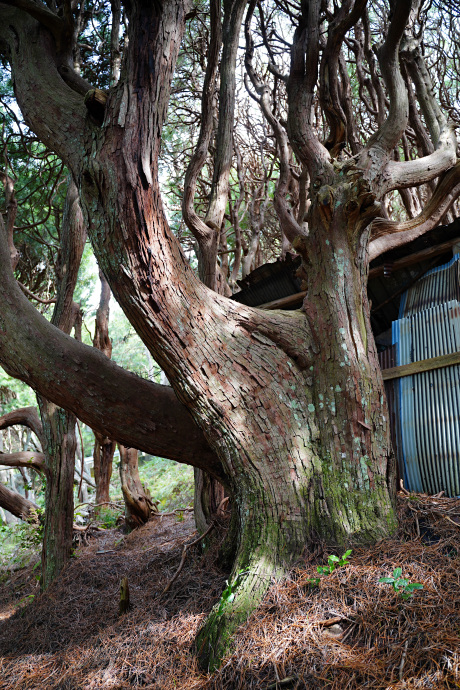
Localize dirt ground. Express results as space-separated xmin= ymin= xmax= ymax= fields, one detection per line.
xmin=0 ymin=494 xmax=459 ymax=689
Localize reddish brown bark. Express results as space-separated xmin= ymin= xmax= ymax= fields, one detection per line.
xmin=0 ymin=481 xmax=40 ymax=521
xmin=118 ymin=445 xmax=153 ymax=529
xmin=3 ymin=0 xmax=458 ymax=670
xmin=92 ymin=271 xmax=116 ymax=506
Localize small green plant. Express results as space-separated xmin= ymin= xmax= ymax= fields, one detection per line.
xmin=317 ymin=549 xmax=352 ymax=575
xmin=379 ymin=567 xmax=424 ymax=599
xmin=216 ymin=569 xmax=248 ymax=617
xmin=307 ymin=549 xmax=352 ymax=586
xmin=97 ymin=506 xmax=120 ymax=529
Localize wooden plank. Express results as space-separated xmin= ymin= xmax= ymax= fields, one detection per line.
xmin=369 ymin=237 xmax=460 ymax=279
xmin=258 ymin=291 xmax=306 ymax=310
xmin=381 ymin=350 xmax=460 ymax=381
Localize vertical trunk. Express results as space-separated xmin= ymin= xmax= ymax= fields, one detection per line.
xmin=38 ymin=399 xmax=76 ymax=589
xmin=196 ymin=182 xmax=397 ymax=670
xmin=93 ymin=432 xmax=116 ymax=506
xmin=118 ymin=445 xmax=153 ymax=529
xmin=38 ymin=178 xmax=86 ymax=588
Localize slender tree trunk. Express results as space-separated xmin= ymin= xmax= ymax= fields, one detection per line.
xmin=118 ymin=445 xmax=153 ymax=529
xmin=38 ymin=178 xmax=86 ymax=588
xmin=38 ymin=399 xmax=77 ymax=589
xmin=93 ymin=432 xmax=116 ymax=506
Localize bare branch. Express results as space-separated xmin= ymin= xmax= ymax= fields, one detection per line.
xmin=0 ymin=406 xmax=43 ymax=444
xmin=182 ymin=0 xmax=221 ymax=246
xmin=287 ymin=0 xmax=331 ymax=176
xmin=0 ymin=450 xmax=46 ymax=473
xmin=369 ymin=161 xmax=460 ymax=260
xmin=319 ymin=0 xmax=367 ymax=156
xmin=364 ymin=0 xmax=413 ymax=157
xmin=380 ymin=123 xmax=458 ymax=194
xmin=245 ymin=0 xmax=305 ymax=242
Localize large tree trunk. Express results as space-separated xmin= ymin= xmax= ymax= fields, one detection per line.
xmin=0 ymin=0 xmax=396 ymax=670
xmin=81 ymin=6 xmax=395 ymax=668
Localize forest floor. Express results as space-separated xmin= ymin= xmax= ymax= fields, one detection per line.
xmin=0 ymin=493 xmax=459 ymax=689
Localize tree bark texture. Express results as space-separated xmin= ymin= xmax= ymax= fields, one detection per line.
xmin=0 ymin=0 xmax=406 ymax=668
xmin=36 ymin=179 xmax=85 ymax=589
xmin=0 ymin=480 xmax=40 ymax=521
xmin=37 ymin=398 xmax=76 ymax=589
xmin=118 ymin=445 xmax=153 ymax=529
xmin=91 ymin=271 xmax=116 ymax=506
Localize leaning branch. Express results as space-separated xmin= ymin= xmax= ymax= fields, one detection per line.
xmin=0 ymin=214 xmax=225 ymax=482
xmin=369 ymin=161 xmax=460 ymax=260
xmin=182 ymin=0 xmax=221 ymax=244
xmin=380 ymin=123 xmax=457 ymax=195
xmin=0 ymin=406 xmax=44 ymax=445
xmin=0 ymin=481 xmax=40 ymax=520
xmin=0 ymin=451 xmax=46 ymax=474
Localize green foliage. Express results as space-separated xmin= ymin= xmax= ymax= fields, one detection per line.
xmin=0 ymin=510 xmax=43 ymax=570
xmin=317 ymin=549 xmax=352 ymax=576
xmin=96 ymin=506 xmax=121 ymax=529
xmin=308 ymin=549 xmax=352 ymax=586
xmin=16 ymin=508 xmax=44 ymax=549
xmin=0 ymin=369 xmax=37 ymax=413
xmin=137 ymin=456 xmax=194 ymax=512
xmin=379 ymin=567 xmax=424 ymax=600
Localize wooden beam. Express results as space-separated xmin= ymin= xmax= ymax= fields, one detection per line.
xmin=381 ymin=350 xmax=460 ymax=381
xmin=369 ymin=237 xmax=460 ymax=279
xmin=258 ymin=291 xmax=306 ymax=310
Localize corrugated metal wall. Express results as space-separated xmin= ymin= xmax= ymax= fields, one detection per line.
xmin=391 ymin=256 xmax=460 ymax=496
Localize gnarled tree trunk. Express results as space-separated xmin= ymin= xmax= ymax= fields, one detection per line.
xmin=118 ymin=445 xmax=153 ymax=529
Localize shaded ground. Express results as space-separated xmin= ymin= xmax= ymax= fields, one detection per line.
xmin=0 ymin=494 xmax=459 ymax=689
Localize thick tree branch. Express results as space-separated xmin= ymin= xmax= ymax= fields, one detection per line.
xmin=287 ymin=0 xmax=331 ymax=177
xmin=0 ymin=480 xmax=40 ymax=520
xmin=0 ymin=450 xmax=46 ymax=474
xmin=369 ymin=161 xmax=460 ymax=260
xmin=363 ymin=0 xmax=412 ymax=158
xmin=0 ymin=0 xmax=67 ymax=46
xmin=0 ymin=406 xmax=43 ymax=444
xmin=0 ymin=5 xmax=86 ymax=173
xmin=380 ymin=123 xmax=457 ymax=194
xmin=319 ymin=0 xmax=367 ymax=156
xmin=0 ymin=215 xmax=225 ymax=482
